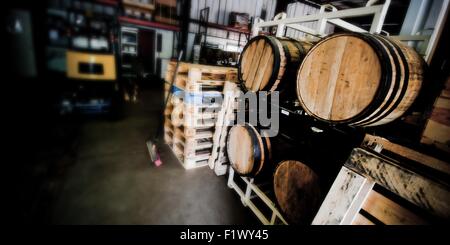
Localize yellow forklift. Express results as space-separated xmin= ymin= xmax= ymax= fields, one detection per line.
xmin=60 ymin=3 xmax=120 ymax=115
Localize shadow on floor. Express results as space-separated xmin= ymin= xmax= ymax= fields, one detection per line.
xmin=15 ymin=88 xmax=258 ymax=225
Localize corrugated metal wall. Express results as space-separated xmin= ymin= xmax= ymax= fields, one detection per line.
xmin=285 ymin=2 xmax=334 ymax=39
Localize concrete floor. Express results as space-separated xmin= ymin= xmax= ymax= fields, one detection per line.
xmin=49 ymin=88 xmax=257 ymax=224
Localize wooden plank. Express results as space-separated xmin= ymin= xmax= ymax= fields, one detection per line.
xmin=362 ymin=190 xmax=429 ymax=225
xmin=312 ymin=167 xmax=372 ymax=225
xmin=352 ymin=213 xmax=375 ymax=225
xmin=362 ymin=134 xmax=450 ymax=175
xmin=323 ymin=36 xmax=350 ymax=120
xmin=176 ymin=61 xmax=238 ymax=74
xmin=259 ymin=54 xmax=274 ymax=90
xmin=170 ymin=103 xmax=184 ymax=127
xmin=435 ymin=97 xmax=450 ymax=110
xmin=341 ymin=178 xmax=375 ymax=225
xmin=345 ymin=148 xmax=450 ymax=219
xmin=429 ymin=106 xmax=450 ymax=126
xmin=251 ymin=43 xmax=273 ymax=91
xmin=242 ymin=41 xmax=257 ymax=81
xmin=421 ymin=120 xmax=450 ymax=152
xmin=245 ymin=40 xmax=266 ymax=89
xmin=208 ymin=81 xmax=239 ymax=173
xmin=421 ymin=78 xmax=450 ymax=152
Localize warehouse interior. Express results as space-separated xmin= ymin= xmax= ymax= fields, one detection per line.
xmin=5 ymin=0 xmax=449 ymax=226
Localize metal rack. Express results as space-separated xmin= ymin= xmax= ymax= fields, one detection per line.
xmin=227 ymin=0 xmax=450 ymax=225
xmin=120 ymin=27 xmax=138 ymax=57
xmin=252 ymin=0 xmax=391 ymax=37
xmin=227 ymin=167 xmax=288 ymax=225
xmin=251 ymin=0 xmax=449 ymax=64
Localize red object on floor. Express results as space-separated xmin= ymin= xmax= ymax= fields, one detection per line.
xmin=154 ymin=156 xmax=162 ymax=167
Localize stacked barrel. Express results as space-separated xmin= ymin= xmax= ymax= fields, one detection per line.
xmin=227 ymin=32 xmax=426 ymax=224
xmin=238 ymin=33 xmax=425 ymax=126
xmin=226 ymin=123 xmax=322 ymax=224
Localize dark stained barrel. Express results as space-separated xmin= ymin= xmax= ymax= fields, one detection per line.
xmin=239 ymin=35 xmax=312 ymax=92
xmin=296 ymin=33 xmax=425 ymax=127
xmin=273 ymin=160 xmax=321 ymax=224
xmin=226 ymin=123 xmax=272 ymax=177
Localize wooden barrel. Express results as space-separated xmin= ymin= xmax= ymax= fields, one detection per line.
xmin=238 ymin=35 xmax=311 ymax=92
xmin=296 ymin=33 xmax=424 ymax=127
xmin=226 ymin=123 xmax=272 ymax=177
xmin=273 ymin=160 xmax=321 ymax=224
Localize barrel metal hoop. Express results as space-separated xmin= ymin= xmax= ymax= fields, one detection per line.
xmin=352 ymin=34 xmax=403 ymax=126
xmin=277 ymin=39 xmax=305 ymax=93
xmin=243 ymin=123 xmax=263 ymax=177
xmin=345 ymin=33 xmax=393 ymax=124
xmin=264 ymin=36 xmax=283 ymax=92
xmin=358 ymin=35 xmax=410 ymax=126
xmin=372 ymin=35 xmax=410 ymax=124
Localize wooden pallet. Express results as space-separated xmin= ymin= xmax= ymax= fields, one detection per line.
xmin=362 ymin=134 xmax=450 ymax=175
xmin=165 ymin=62 xmax=238 ymax=81
xmin=163 ymin=62 xmax=238 ymax=170
xmin=208 ymin=81 xmax=241 ymax=176
xmin=165 ymin=62 xmax=238 ymax=93
xmin=313 ymin=134 xmax=450 ymax=225
xmin=169 ymin=99 xmax=220 ymax=128
xmin=164 ymin=116 xmax=174 ymax=146
xmin=183 ymin=103 xmax=221 ymax=128
xmin=163 ymin=98 xmax=174 ymax=146
xmin=421 ymin=77 xmax=450 ymax=153
xmin=165 ymin=101 xmax=219 ymax=169
xmin=174 ymin=126 xmax=214 ymax=156
xmin=172 ymin=130 xmax=213 ymax=169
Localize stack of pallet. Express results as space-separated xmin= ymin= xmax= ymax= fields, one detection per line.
xmin=163 ymin=62 xmax=238 ymax=169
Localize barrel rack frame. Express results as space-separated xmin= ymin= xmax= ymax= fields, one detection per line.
xmin=229 ymin=0 xmax=394 ymax=225
xmin=226 ymin=0 xmax=450 ymax=225
xmin=227 ymin=167 xmax=288 ymax=225
xmin=251 ymin=0 xmax=449 ymax=64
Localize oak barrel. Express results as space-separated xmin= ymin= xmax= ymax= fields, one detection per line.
xmin=238 ymin=35 xmax=311 ymax=92
xmin=296 ymin=33 xmax=424 ymax=127
xmin=273 ymin=160 xmax=321 ymax=224
xmin=226 ymin=123 xmax=272 ymax=177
